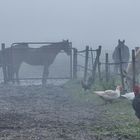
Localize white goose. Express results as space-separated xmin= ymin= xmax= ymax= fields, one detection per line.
xmin=94 ymin=86 xmax=121 ymax=102
xmin=121 ymin=92 xmax=134 ymax=100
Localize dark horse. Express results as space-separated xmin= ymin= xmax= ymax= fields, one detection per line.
xmin=0 ymin=40 xmax=71 ymax=85
xmin=112 ymin=39 xmax=130 ymax=74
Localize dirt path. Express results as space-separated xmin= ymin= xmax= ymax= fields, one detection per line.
xmin=0 ymin=84 xmax=133 ymax=140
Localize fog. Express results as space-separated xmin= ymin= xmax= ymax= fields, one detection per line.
xmin=0 ymin=0 xmax=139 ymax=50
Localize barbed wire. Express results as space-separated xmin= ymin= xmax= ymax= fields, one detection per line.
xmin=77 ymin=53 xmax=96 ymax=60
xmin=77 ymin=65 xmax=92 ymax=71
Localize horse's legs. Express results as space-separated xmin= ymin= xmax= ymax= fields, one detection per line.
xmin=15 ymin=70 xmax=20 ymax=84
xmin=6 ymin=65 xmax=15 ymax=84
xmin=122 ymin=63 xmax=128 ymax=71
xmin=42 ymin=65 xmax=49 ymax=85
xmin=14 ymin=65 xmax=20 ymax=84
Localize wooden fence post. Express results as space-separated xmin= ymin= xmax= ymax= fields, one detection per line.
xmin=7 ymin=46 xmax=14 ymax=83
xmin=132 ymin=49 xmax=135 ymax=88
xmin=105 ymin=53 xmax=109 ymax=82
xmin=84 ymin=46 xmax=89 ymax=81
xmin=1 ymin=43 xmax=8 ymax=84
xmin=73 ymin=48 xmax=77 ymax=79
xmin=119 ymin=47 xmax=125 ymax=93
xmin=69 ymin=42 xmax=73 ymax=79
xmin=98 ymin=58 xmax=101 ymax=81
xmin=91 ymin=45 xmax=102 ymax=81
xmin=90 ymin=48 xmax=94 ymax=76
xmin=97 ymin=46 xmax=102 ymax=59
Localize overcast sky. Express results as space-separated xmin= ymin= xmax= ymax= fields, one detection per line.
xmin=0 ymin=0 xmax=140 ymax=50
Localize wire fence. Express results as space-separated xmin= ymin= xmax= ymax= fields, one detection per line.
xmin=0 ymin=42 xmax=137 ymax=91
xmin=74 ymin=46 xmax=137 ymax=92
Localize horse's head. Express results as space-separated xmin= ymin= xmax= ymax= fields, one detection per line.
xmin=118 ymin=39 xmax=125 ymax=48
xmin=60 ymin=40 xmax=72 ymax=56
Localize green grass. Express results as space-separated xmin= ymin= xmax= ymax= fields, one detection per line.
xmin=64 ymin=79 xmax=140 ymax=139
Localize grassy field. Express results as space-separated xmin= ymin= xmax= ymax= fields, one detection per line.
xmin=64 ymin=80 xmax=140 ymax=139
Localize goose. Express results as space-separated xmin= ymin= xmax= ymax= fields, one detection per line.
xmin=94 ymin=86 xmax=121 ymax=102
xmin=121 ymin=92 xmax=134 ymax=100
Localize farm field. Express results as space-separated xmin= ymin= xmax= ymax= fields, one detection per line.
xmin=0 ymin=80 xmax=139 ymax=140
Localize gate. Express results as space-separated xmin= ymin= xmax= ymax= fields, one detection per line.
xmin=1 ymin=41 xmax=73 ymax=85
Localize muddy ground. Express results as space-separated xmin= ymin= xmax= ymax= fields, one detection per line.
xmin=0 ymin=81 xmax=139 ymax=140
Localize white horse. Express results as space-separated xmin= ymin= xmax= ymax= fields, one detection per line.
xmin=112 ymin=40 xmax=130 ymax=74
xmin=125 ymin=48 xmax=140 ymax=90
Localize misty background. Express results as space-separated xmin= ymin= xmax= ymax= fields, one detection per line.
xmin=0 ymin=0 xmax=139 ymax=81
xmin=0 ymin=0 xmax=140 ymax=49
